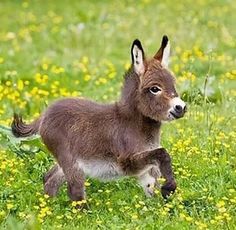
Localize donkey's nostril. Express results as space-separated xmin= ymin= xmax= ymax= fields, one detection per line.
xmin=175 ymin=105 xmax=182 ymax=113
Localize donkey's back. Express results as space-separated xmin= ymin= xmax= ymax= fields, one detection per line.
xmin=39 ymin=97 xmax=120 ymax=158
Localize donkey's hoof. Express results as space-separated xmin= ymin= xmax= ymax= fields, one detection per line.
xmin=73 ymin=202 xmax=89 ymax=210
xmin=161 ymin=181 xmax=177 ymax=199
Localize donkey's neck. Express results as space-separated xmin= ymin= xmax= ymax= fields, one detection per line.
xmin=117 ymin=67 xmax=140 ymax=120
xmin=119 ymin=67 xmax=139 ymax=112
xmin=117 ymin=67 xmax=161 ymax=131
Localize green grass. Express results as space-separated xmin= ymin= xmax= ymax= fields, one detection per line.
xmin=0 ymin=0 xmax=236 ymax=229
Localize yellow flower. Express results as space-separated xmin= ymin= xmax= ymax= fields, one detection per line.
xmin=210 ymin=219 xmax=216 ymax=224
xmin=72 ymin=208 xmax=77 ymax=214
xmin=102 ymin=95 xmax=108 ymax=100
xmin=51 ymin=65 xmax=65 ymax=74
xmin=35 ymin=73 xmax=48 ymax=84
xmin=157 ymin=178 xmax=166 ymax=183
xmin=0 ymin=211 xmax=6 ymax=216
xmin=186 ymin=216 xmax=193 ymax=222
xmin=124 ymin=62 xmax=130 ymax=70
xmin=108 ymin=72 xmax=116 ymax=79
xmin=7 ymin=203 xmax=14 ymax=210
xmin=82 ymin=56 xmax=89 ymax=64
xmin=6 ymin=81 xmax=11 ymax=86
xmin=98 ymin=77 xmax=107 ymax=84
xmin=216 ymin=200 xmax=225 ymax=208
xmin=132 ymin=214 xmax=138 ymax=220
xmin=173 ymin=64 xmax=180 ymax=73
xmin=6 ymin=32 xmax=16 ymax=40
xmin=215 ymin=215 xmax=223 ymax=221
xmin=42 ymin=63 xmax=49 ymax=70
xmin=84 ymin=74 xmax=91 ymax=81
xmin=218 ymin=207 xmax=226 ymax=213
xmin=56 ymin=215 xmax=63 ymax=220
xmin=0 ymin=57 xmax=4 ymax=64
xmin=84 ymin=181 xmax=91 ymax=186
xmin=44 ymin=194 xmax=49 ymax=199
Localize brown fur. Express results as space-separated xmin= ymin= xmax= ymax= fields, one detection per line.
xmin=12 ymin=36 xmax=186 ymax=204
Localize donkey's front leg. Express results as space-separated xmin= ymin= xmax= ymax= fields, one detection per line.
xmin=157 ymin=148 xmax=177 ymax=198
xmin=119 ymin=148 xmax=176 ymax=198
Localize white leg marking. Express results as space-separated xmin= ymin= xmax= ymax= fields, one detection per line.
xmin=138 ymin=172 xmax=156 ymax=197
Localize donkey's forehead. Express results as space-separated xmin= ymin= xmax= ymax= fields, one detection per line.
xmin=142 ymin=60 xmax=176 ymax=88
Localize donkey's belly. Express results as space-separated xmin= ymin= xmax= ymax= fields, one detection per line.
xmin=77 ymin=159 xmax=124 ymax=181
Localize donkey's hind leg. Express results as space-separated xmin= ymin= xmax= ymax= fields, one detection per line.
xmin=63 ymin=164 xmax=86 ymax=203
xmin=43 ymin=163 xmax=60 ymax=183
xmin=55 ymin=153 xmax=86 ymax=206
xmin=44 ymin=164 xmax=65 ymax=197
xmin=44 ymin=143 xmax=86 ymax=207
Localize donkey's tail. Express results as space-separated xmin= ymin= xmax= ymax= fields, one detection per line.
xmin=11 ymin=113 xmax=41 ymax=138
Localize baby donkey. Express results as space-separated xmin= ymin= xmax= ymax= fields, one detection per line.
xmin=12 ymin=35 xmax=186 ymax=205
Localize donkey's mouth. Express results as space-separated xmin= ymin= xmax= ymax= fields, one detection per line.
xmin=169 ymin=111 xmax=182 ymax=119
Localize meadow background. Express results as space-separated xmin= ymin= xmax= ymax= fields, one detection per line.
xmin=0 ymin=0 xmax=236 ymax=229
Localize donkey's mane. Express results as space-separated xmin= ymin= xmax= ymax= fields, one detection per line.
xmin=118 ymin=66 xmax=139 ymax=116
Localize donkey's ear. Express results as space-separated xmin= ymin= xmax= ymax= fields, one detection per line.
xmin=154 ymin=35 xmax=170 ymax=68
xmin=131 ymin=39 xmax=145 ymax=75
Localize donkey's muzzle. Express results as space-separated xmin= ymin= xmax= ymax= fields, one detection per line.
xmin=172 ymin=104 xmax=187 ymax=118
xmin=168 ymin=97 xmax=186 ymax=120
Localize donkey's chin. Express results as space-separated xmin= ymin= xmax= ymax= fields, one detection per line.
xmin=165 ymin=111 xmax=183 ymax=122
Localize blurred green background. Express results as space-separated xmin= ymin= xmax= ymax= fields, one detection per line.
xmin=0 ymin=0 xmax=235 ymax=229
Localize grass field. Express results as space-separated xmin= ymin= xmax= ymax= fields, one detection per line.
xmin=0 ymin=0 xmax=236 ymax=229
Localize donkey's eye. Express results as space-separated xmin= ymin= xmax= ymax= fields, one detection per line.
xmin=149 ymin=86 xmax=161 ymax=95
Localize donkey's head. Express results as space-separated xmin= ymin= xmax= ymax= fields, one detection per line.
xmin=130 ymin=35 xmax=186 ymax=122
